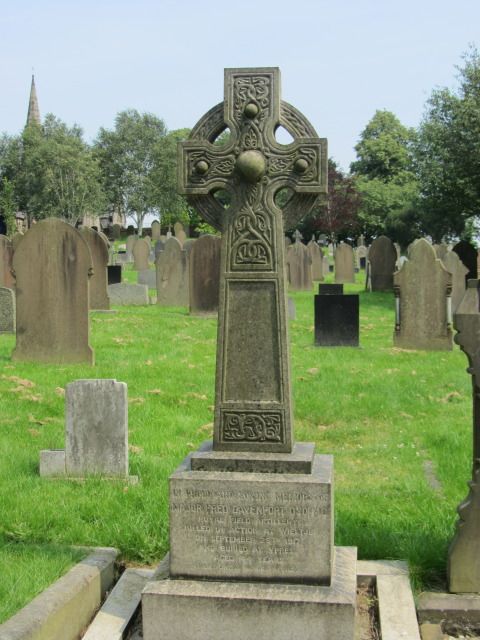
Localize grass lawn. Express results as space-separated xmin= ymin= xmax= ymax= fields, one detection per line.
xmin=0 ymin=270 xmax=472 ymax=621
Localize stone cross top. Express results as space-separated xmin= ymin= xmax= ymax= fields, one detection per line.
xmin=178 ymin=68 xmax=327 ymax=453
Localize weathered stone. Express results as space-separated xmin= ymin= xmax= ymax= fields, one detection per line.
xmin=0 ymin=235 xmax=14 ymax=288
xmin=434 ymin=243 xmax=449 ymax=260
xmin=107 ymin=265 xmax=122 ymax=285
xmin=132 ymin=237 xmax=150 ymax=270
xmin=65 ymin=379 xmax=128 ymax=477
xmin=287 ymin=240 xmax=313 ymax=290
xmin=417 ymin=591 xmax=480 ymax=624
xmin=356 ymin=245 xmax=368 ymax=270
xmin=314 ymin=291 xmax=359 ymax=347
xmin=393 ymin=238 xmax=453 ymax=350
xmin=156 ymin=237 xmax=189 ymax=306
xmin=79 ymin=227 xmax=110 ymax=310
xmin=11 ymin=232 xmax=24 ymax=251
xmin=307 ymin=238 xmax=324 ymax=281
xmin=174 ymin=221 xmax=187 ymax=246
xmin=442 ymin=251 xmax=468 ymax=312
xmin=137 ymin=269 xmax=157 ymax=289
xmin=319 ymin=283 xmax=343 ymax=295
xmin=453 ymin=240 xmax=478 ymax=283
xmin=188 ymin=235 xmax=221 ymax=315
xmin=377 ymin=574 xmax=421 ymax=640
xmin=107 ymin=283 xmax=149 ymax=306
xmin=12 ymin=218 xmax=94 ymax=364
xmin=448 ymin=279 xmax=480 ymax=593
xmin=111 ymin=224 xmax=121 ymax=239
xmin=125 ymin=234 xmax=137 ymax=262
xmin=368 ymin=235 xmax=396 ymax=291
xmin=0 ymin=287 xmax=15 ymax=333
xmin=151 ymin=220 xmax=161 ymax=241
xmin=154 ymin=239 xmax=165 ymax=260
xmin=334 ymin=242 xmax=355 ymax=283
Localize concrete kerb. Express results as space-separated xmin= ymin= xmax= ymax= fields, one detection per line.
xmin=417 ymin=591 xmax=480 ymax=638
xmin=0 ymin=547 xmax=119 ymax=640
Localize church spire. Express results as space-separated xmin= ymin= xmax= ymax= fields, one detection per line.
xmin=26 ymin=74 xmax=41 ymax=127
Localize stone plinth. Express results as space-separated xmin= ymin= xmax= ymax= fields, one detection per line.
xmin=143 ymin=547 xmax=357 ymax=640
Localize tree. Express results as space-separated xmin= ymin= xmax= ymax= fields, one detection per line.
xmin=351 ymin=110 xmax=419 ymax=239
xmin=94 ymin=110 xmax=168 ymax=235
xmin=415 ymin=47 xmax=480 ymax=241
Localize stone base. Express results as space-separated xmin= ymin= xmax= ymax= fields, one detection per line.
xmin=393 ymin=332 xmax=453 ymax=351
xmin=142 ymin=546 xmax=356 ymax=640
xmin=190 ymin=440 xmax=315 ymax=473
xmin=39 ymin=449 xmax=138 ymax=483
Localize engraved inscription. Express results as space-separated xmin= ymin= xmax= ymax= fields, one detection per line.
xmin=222 ymin=411 xmax=282 ymax=443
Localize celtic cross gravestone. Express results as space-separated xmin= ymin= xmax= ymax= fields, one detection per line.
xmin=178 ymin=67 xmax=327 ymax=453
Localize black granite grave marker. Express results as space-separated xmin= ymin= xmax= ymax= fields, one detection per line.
xmin=314 ymin=292 xmax=359 ymax=347
xmin=318 ymin=283 xmax=343 ymax=295
xmin=107 ymin=265 xmax=122 ymax=285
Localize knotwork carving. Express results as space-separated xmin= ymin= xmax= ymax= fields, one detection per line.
xmin=222 ymin=411 xmax=282 ymax=442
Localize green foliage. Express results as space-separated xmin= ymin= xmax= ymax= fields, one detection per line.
xmin=0 ymin=178 xmax=17 ymax=235
xmin=415 ymin=47 xmax=480 ymax=241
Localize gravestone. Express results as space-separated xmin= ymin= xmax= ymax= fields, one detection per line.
xmin=151 ymin=220 xmax=161 ymax=241
xmin=453 ymin=240 xmax=478 ymax=283
xmin=307 ymin=238 xmax=324 ymax=281
xmin=448 ymin=280 xmax=480 ymax=593
xmin=188 ymin=234 xmax=221 ymax=314
xmin=137 ymin=269 xmax=157 ymax=289
xmin=284 ymin=235 xmax=292 ymax=250
xmin=111 ymin=224 xmax=121 ymax=240
xmin=133 ymin=237 xmax=150 ymax=271
xmin=126 ymin=234 xmax=137 ymax=262
xmin=357 ymin=234 xmax=365 ymax=247
xmin=107 ymin=265 xmax=122 ymax=285
xmin=356 ymin=244 xmax=368 ymax=269
xmin=11 ymin=232 xmax=24 ymax=251
xmin=286 ymin=235 xmax=312 ymax=290
xmin=156 ymin=237 xmax=189 ymax=306
xmin=434 ymin=243 xmax=448 ymax=261
xmin=79 ymin=227 xmax=110 ymax=310
xmin=319 ymin=283 xmax=343 ymax=295
xmin=108 ymin=283 xmax=149 ymax=306
xmin=12 ymin=218 xmax=94 ymax=364
xmin=143 ymin=67 xmax=356 ymax=640
xmin=0 ymin=287 xmax=15 ymax=333
xmin=314 ymin=289 xmax=359 ymax=347
xmin=443 ymin=251 xmax=468 ymax=312
xmin=334 ymin=242 xmax=355 ymax=283
xmin=174 ymin=221 xmax=187 ymax=246
xmin=368 ymin=235 xmax=396 ymax=291
xmin=154 ymin=239 xmax=165 ymax=260
xmin=40 ymin=379 xmax=130 ymax=478
xmin=393 ymin=238 xmax=453 ymax=350
xmin=0 ymin=235 xmax=14 ymax=289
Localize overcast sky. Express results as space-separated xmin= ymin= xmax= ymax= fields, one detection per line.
xmin=1 ymin=0 xmax=478 ymax=171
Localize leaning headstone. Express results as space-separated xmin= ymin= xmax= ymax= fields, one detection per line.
xmin=156 ymin=237 xmax=189 ymax=306
xmin=107 ymin=265 xmax=122 ymax=285
xmin=189 ymin=234 xmax=221 ymax=315
xmin=453 ymin=240 xmax=478 ymax=283
xmin=393 ymin=238 xmax=453 ymax=350
xmin=151 ymin=220 xmax=161 ymax=241
xmin=108 ymin=283 xmax=149 ymax=306
xmin=79 ymin=227 xmax=110 ymax=310
xmin=12 ymin=218 xmax=94 ymax=364
xmin=0 ymin=287 xmax=15 ymax=333
xmin=126 ymin=234 xmax=137 ymax=262
xmin=314 ymin=285 xmax=359 ymax=347
xmin=286 ymin=239 xmax=312 ymax=290
xmin=307 ymin=238 xmax=324 ymax=281
xmin=174 ymin=221 xmax=187 ymax=246
xmin=368 ymin=235 xmax=396 ymax=291
xmin=443 ymin=251 xmax=468 ymax=312
xmin=132 ymin=237 xmax=150 ymax=271
xmin=334 ymin=242 xmax=355 ymax=283
xmin=0 ymin=235 xmax=14 ymax=289
xmin=143 ymin=66 xmax=356 ymax=640
xmin=448 ymin=280 xmax=480 ymax=593
xmin=40 ymin=379 xmax=131 ymax=479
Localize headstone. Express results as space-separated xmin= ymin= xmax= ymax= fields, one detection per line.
xmin=317 ymin=233 xmax=327 ymax=246
xmin=132 ymin=237 xmax=150 ymax=271
xmin=0 ymin=235 xmax=14 ymax=289
xmin=108 ymin=283 xmax=149 ymax=306
xmin=188 ymin=234 xmax=221 ymax=314
xmin=357 ymin=234 xmax=365 ymax=247
xmin=151 ymin=220 xmax=161 ymax=241
xmin=284 ymin=236 xmax=291 ymax=250
xmin=287 ymin=296 xmax=296 ymax=320
xmin=126 ymin=234 xmax=137 ymax=262
xmin=137 ymin=269 xmax=157 ymax=289
xmin=11 ymin=232 xmax=24 ymax=251
xmin=174 ymin=221 xmax=187 ymax=246
xmin=393 ymin=238 xmax=453 ymax=350
xmin=368 ymin=235 xmax=396 ymax=291
xmin=0 ymin=287 xmax=15 ymax=333
xmin=443 ymin=251 xmax=468 ymax=312
xmin=356 ymin=245 xmax=368 ymax=270
xmin=111 ymin=224 xmax=121 ymax=240
xmin=319 ymin=283 xmax=343 ymax=295
xmin=154 ymin=239 xmax=165 ymax=260
xmin=314 ymin=290 xmax=359 ymax=347
xmin=107 ymin=265 xmax=122 ymax=285
xmin=307 ymin=238 xmax=324 ymax=281
xmin=143 ymin=67 xmax=355 ymax=640
xmin=40 ymin=379 xmax=130 ymax=478
xmin=156 ymin=237 xmax=189 ymax=306
xmin=453 ymin=240 xmax=478 ymax=284
xmin=79 ymin=227 xmax=110 ymax=310
xmin=448 ymin=280 xmax=480 ymax=593
xmin=434 ymin=243 xmax=448 ymax=261
xmin=12 ymin=218 xmax=94 ymax=364
xmin=286 ymin=240 xmax=312 ymax=290
xmin=334 ymin=242 xmax=355 ymax=283
xmin=323 ymin=255 xmax=330 ymax=275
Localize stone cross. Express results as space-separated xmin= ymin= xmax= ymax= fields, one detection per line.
xmin=293 ymin=229 xmax=303 ymax=243
xmin=178 ymin=67 xmax=327 ymax=453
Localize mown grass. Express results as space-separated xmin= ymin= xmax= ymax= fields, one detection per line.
xmin=0 ymin=270 xmax=472 ymax=621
